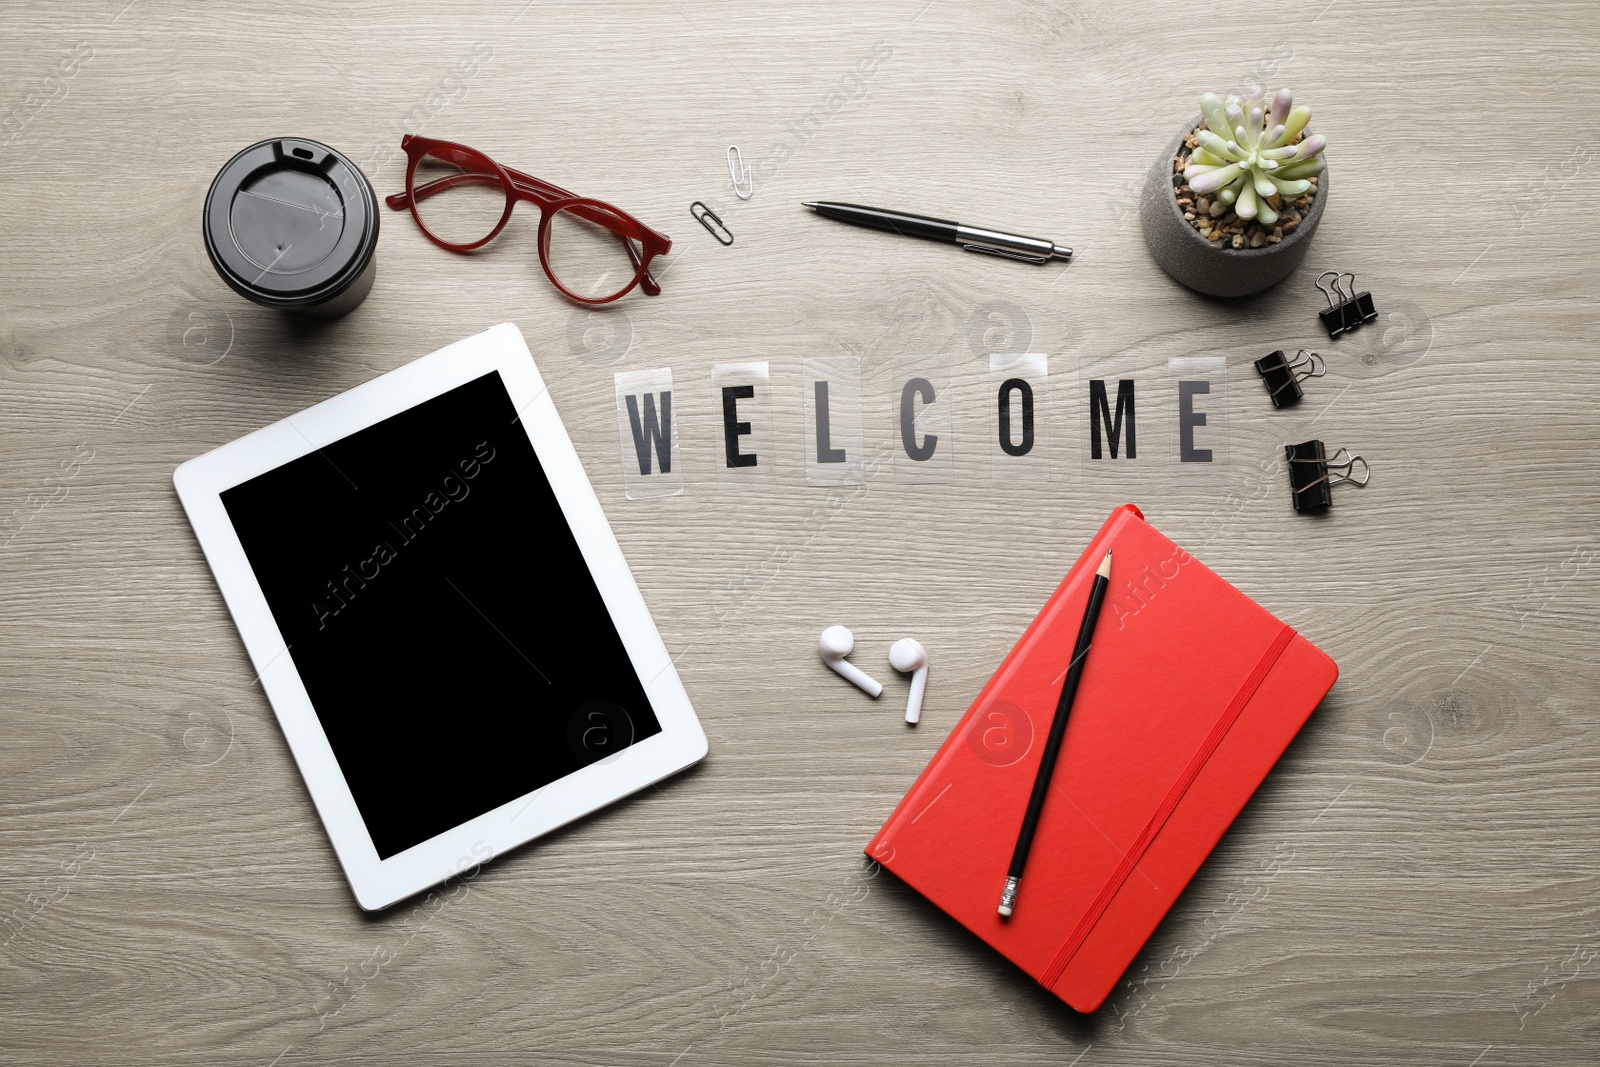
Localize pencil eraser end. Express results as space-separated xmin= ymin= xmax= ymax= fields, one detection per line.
xmin=997 ymin=876 xmax=1019 ymax=918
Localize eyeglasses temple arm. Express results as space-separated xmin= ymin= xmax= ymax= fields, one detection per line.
xmin=628 ymin=242 xmax=661 ymax=296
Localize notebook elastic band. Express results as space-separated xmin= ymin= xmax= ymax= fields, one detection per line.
xmin=1041 ymin=623 xmax=1296 ymax=990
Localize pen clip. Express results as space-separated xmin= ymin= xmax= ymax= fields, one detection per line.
xmin=961 ymin=243 xmax=1051 ymax=265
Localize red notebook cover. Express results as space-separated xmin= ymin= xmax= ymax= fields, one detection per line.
xmin=866 ymin=504 xmax=1337 ymax=1012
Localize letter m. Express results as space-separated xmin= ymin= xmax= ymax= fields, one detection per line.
xmin=1090 ymin=379 xmax=1137 ymax=459
xmin=625 ymin=391 xmax=673 ymax=475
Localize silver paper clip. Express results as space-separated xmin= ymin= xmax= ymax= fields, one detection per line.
xmin=727 ymin=145 xmax=753 ymax=200
xmin=691 ymin=200 xmax=733 ymax=245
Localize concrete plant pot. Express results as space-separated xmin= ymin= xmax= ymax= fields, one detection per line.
xmin=1140 ymin=115 xmax=1326 ymax=298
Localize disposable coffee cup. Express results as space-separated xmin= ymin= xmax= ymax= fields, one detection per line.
xmin=203 ymin=137 xmax=379 ymax=318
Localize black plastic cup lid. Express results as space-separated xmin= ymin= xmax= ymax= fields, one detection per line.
xmin=204 ymin=138 xmax=378 ymax=309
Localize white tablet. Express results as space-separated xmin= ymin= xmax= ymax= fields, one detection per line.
xmin=173 ymin=322 xmax=706 ymax=910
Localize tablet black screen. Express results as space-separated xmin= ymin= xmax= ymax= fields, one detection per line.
xmin=221 ymin=370 xmax=661 ymax=859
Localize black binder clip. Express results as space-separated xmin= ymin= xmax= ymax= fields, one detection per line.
xmin=1316 ymin=271 xmax=1378 ymax=339
xmin=1253 ymin=348 xmax=1325 ymax=408
xmin=1285 ymin=439 xmax=1369 ymax=513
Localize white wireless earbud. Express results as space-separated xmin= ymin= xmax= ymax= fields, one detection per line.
xmin=889 ymin=638 xmax=929 ymax=725
xmin=820 ymin=625 xmax=883 ymax=698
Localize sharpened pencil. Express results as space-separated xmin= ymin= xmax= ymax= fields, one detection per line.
xmin=999 ymin=550 xmax=1113 ymax=918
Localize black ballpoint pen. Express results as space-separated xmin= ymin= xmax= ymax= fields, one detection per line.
xmin=802 ymin=201 xmax=1071 ymax=264
xmin=998 ymin=550 xmax=1112 ymax=918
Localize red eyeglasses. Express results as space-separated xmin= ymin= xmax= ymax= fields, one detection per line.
xmin=385 ymin=135 xmax=672 ymax=305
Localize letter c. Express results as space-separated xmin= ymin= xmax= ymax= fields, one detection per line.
xmin=899 ymin=377 xmax=937 ymax=462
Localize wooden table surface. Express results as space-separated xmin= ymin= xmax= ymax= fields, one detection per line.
xmin=4 ymin=2 xmax=1598 ymax=1064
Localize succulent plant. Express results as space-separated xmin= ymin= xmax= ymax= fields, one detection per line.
xmin=1183 ymin=86 xmax=1325 ymax=226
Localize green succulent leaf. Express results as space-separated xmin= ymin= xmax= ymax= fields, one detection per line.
xmin=1268 ymin=88 xmax=1293 ymax=129
xmin=1188 ymin=161 xmax=1242 ymax=194
xmin=1273 ymin=105 xmax=1311 ymax=147
xmin=1196 ymin=131 xmax=1242 ymax=160
xmin=1273 ymin=156 xmax=1325 ymax=180
xmin=1201 ymin=92 xmax=1231 ymax=136
xmin=1237 ymin=181 xmax=1259 ymax=220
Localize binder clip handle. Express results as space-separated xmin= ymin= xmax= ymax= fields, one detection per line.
xmin=1254 ymin=348 xmax=1326 ymax=409
xmin=1341 ymin=271 xmax=1379 ymax=326
xmin=1286 ymin=438 xmax=1369 ymax=512
xmin=1317 ymin=269 xmax=1379 ymax=339
xmin=1317 ymin=270 xmax=1354 ymax=338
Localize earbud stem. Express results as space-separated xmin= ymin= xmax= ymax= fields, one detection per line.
xmin=832 ymin=660 xmax=883 ymax=698
xmin=904 ymin=667 xmax=927 ymax=724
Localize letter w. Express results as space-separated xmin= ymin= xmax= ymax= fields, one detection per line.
xmin=625 ymin=391 xmax=673 ymax=475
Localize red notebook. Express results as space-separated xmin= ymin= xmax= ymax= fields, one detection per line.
xmin=866 ymin=504 xmax=1337 ymax=1012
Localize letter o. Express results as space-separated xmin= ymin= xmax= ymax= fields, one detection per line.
xmin=997 ymin=377 xmax=1035 ymax=457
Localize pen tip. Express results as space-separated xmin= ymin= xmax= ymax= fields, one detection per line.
xmin=801 ymin=201 xmax=819 ymax=210
xmin=1097 ymin=551 xmax=1112 ymax=578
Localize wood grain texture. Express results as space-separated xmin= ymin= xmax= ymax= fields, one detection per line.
xmin=2 ymin=1 xmax=1598 ymax=1064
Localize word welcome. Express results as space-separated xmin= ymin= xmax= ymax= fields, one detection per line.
xmin=613 ymin=358 xmax=1228 ymax=497
xmin=310 ymin=441 xmax=496 ymax=629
